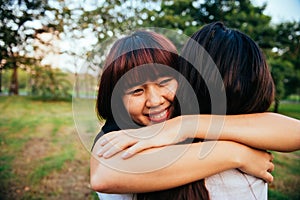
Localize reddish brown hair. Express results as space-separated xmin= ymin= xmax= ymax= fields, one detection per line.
xmin=96 ymin=30 xmax=179 ymax=125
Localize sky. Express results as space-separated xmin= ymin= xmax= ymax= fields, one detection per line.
xmin=253 ymin=0 xmax=300 ymax=23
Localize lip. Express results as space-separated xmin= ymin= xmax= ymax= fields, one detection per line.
xmin=148 ymin=107 xmax=170 ymax=123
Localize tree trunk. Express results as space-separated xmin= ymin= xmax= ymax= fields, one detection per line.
xmin=75 ymin=72 xmax=79 ymax=98
xmin=273 ymin=97 xmax=280 ymax=113
xmin=9 ymin=65 xmax=18 ymax=95
xmin=0 ymin=67 xmax=2 ymax=94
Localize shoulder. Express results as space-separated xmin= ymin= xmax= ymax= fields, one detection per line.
xmin=102 ymin=119 xmax=120 ymax=134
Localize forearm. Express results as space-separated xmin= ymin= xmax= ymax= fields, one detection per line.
xmin=180 ymin=112 xmax=300 ymax=152
xmin=90 ymin=141 xmax=244 ymax=193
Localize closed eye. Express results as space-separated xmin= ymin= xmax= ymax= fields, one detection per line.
xmin=126 ymin=88 xmax=144 ymax=95
xmin=159 ymin=78 xmax=174 ymax=86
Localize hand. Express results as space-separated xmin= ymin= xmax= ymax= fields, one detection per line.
xmin=97 ymin=117 xmax=191 ymax=159
xmin=238 ymin=146 xmax=274 ymax=183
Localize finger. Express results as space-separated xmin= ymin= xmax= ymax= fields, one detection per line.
xmin=268 ymin=161 xmax=275 ymax=173
xmin=262 ymin=161 xmax=274 ymax=183
xmin=264 ymin=171 xmax=274 ymax=183
xmin=121 ymin=141 xmax=151 ymax=159
xmin=266 ymin=151 xmax=274 ymax=162
xmin=102 ymin=144 xmax=124 ymax=158
xmin=99 ymin=137 xmax=109 ymax=146
xmin=108 ymin=139 xmax=138 ymax=158
xmin=270 ymin=153 xmax=274 ymax=162
xmin=97 ymin=141 xmax=115 ymax=156
xmin=99 ymin=133 xmax=118 ymax=146
xmin=101 ymin=138 xmax=138 ymax=158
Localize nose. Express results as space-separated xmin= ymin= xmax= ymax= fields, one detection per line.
xmin=145 ymin=86 xmax=164 ymax=108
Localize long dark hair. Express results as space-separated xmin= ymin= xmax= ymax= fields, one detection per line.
xmin=137 ymin=179 xmax=209 ymax=200
xmin=179 ymin=21 xmax=274 ymax=115
xmin=137 ymin=22 xmax=274 ymax=200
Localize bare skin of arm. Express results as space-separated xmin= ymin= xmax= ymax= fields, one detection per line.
xmin=90 ymin=140 xmax=274 ymax=193
xmin=97 ymin=113 xmax=300 ymax=159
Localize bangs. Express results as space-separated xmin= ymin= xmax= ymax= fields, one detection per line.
xmin=112 ymin=48 xmax=178 ymax=91
xmin=122 ymin=63 xmax=176 ymax=89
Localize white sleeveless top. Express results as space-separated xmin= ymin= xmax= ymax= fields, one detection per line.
xmin=97 ymin=169 xmax=267 ymax=200
xmin=205 ymin=169 xmax=267 ymax=200
xmin=96 ymin=193 xmax=135 ymax=200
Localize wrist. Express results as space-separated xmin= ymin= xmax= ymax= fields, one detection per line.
xmin=217 ymin=141 xmax=246 ymax=168
xmin=179 ymin=115 xmax=200 ymax=140
xmin=187 ymin=115 xmax=210 ymax=139
xmin=208 ymin=141 xmax=245 ymax=169
xmin=231 ymin=142 xmax=249 ymax=169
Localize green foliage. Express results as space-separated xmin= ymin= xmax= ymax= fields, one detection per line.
xmin=0 ymin=69 xmax=11 ymax=94
xmin=273 ymin=21 xmax=300 ymax=98
xmin=0 ymin=0 xmax=49 ymax=94
xmin=269 ymin=59 xmax=294 ymax=99
xmin=0 ymin=68 xmax=31 ymax=95
xmin=0 ymin=66 xmax=72 ymax=100
xmin=30 ymin=66 xmax=72 ymax=101
xmin=143 ymin=0 xmax=273 ymax=40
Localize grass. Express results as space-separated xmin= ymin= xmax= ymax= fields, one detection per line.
xmin=0 ymin=96 xmax=299 ymax=199
xmin=30 ymin=147 xmax=75 ymax=184
xmin=267 ymin=101 xmax=300 ymax=199
xmin=0 ymin=96 xmax=96 ymax=200
xmin=269 ymin=151 xmax=300 ymax=199
xmin=275 ymin=102 xmax=300 ymax=119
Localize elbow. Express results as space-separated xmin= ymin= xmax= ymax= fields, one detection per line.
xmin=90 ymin=173 xmax=115 ymax=193
xmin=90 ymin=155 xmax=119 ymax=193
xmin=90 ymin=162 xmax=116 ymax=193
xmin=90 ymin=154 xmax=133 ymax=193
xmin=90 ymin=174 xmax=103 ymax=192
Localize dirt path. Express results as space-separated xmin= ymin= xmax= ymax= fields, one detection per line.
xmin=3 ymin=128 xmax=96 ymax=200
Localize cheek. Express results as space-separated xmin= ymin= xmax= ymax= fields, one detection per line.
xmin=123 ymin=96 xmax=144 ymax=116
xmin=169 ymin=92 xmax=176 ymax=102
xmin=174 ymin=81 xmax=179 ymax=91
xmin=167 ymin=82 xmax=178 ymax=100
xmin=122 ymin=96 xmax=129 ymax=109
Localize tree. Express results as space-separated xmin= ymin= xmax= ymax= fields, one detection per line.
xmin=30 ymin=65 xmax=72 ymax=100
xmin=274 ymin=21 xmax=300 ymax=99
xmin=142 ymin=0 xmax=273 ymax=38
xmin=269 ymin=58 xmax=294 ymax=112
xmin=0 ymin=0 xmax=48 ymax=95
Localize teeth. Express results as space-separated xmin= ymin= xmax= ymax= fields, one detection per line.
xmin=150 ymin=110 xmax=167 ymax=120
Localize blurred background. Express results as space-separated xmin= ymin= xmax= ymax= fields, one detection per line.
xmin=0 ymin=0 xmax=299 ymax=199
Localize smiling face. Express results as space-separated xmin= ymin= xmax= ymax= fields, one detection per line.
xmin=122 ymin=76 xmax=178 ymax=126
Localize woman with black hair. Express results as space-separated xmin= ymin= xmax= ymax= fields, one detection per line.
xmin=91 ymin=25 xmax=300 ymax=199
